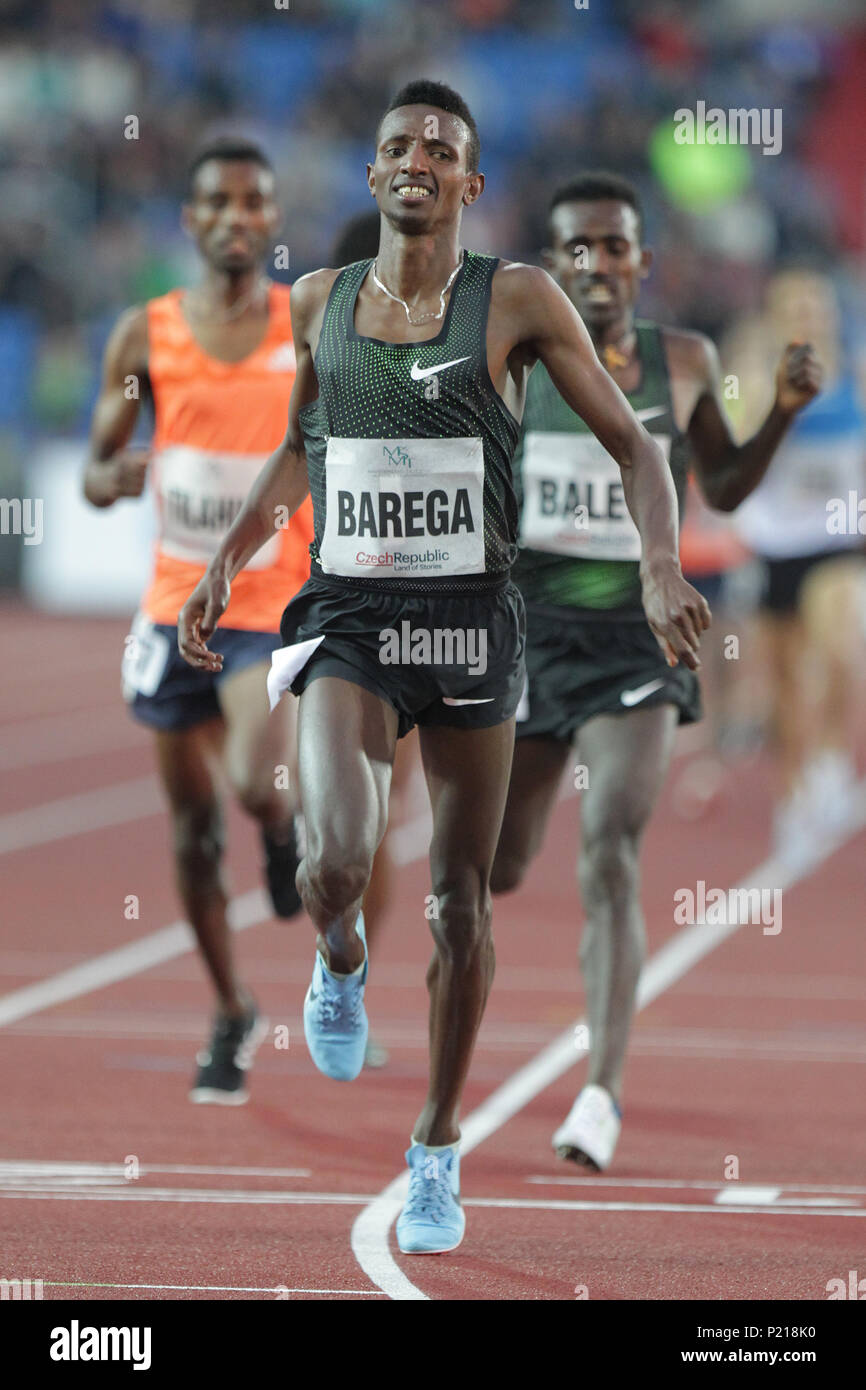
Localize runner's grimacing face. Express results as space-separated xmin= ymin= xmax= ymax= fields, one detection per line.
xmin=545 ymin=201 xmax=650 ymax=330
xmin=183 ymin=160 xmax=279 ymax=274
xmin=368 ymin=106 xmax=483 ymax=232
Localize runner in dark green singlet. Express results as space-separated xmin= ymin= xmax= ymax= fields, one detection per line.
xmin=491 ymin=173 xmax=822 ymax=1173
xmin=178 ymin=95 xmax=716 ymax=1255
xmin=512 ymin=319 xmax=690 ymax=613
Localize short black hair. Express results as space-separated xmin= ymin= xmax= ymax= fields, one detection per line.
xmin=377 ymin=80 xmax=480 ymax=173
xmin=186 ymin=137 xmax=274 ymax=197
xmin=330 ymin=211 xmax=381 ymax=267
xmin=548 ymin=172 xmax=643 ymax=239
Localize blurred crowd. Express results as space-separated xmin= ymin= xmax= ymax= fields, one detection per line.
xmin=1 ymin=0 xmax=865 ymax=437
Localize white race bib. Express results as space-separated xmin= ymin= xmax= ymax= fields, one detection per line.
xmin=320 ymin=436 xmax=485 ymax=579
xmin=736 ymin=436 xmax=865 ymax=556
xmin=121 ymin=612 xmax=171 ymax=698
xmin=155 ymin=445 xmax=281 ymax=570
xmin=782 ymin=440 xmax=862 ymax=502
xmin=519 ymin=431 xmax=671 ymax=562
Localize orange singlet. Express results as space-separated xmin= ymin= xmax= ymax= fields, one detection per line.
xmin=679 ymin=474 xmax=750 ymax=577
xmin=142 ymin=283 xmax=313 ymax=632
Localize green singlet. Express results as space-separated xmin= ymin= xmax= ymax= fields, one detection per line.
xmin=512 ymin=320 xmax=689 ymax=615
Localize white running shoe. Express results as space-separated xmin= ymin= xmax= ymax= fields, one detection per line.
xmin=772 ymin=788 xmax=822 ymax=872
xmin=806 ymin=750 xmax=856 ymax=840
xmin=552 ymin=1084 xmax=622 ymax=1170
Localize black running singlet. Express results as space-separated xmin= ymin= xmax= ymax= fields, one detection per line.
xmin=299 ymin=251 xmax=520 ymax=593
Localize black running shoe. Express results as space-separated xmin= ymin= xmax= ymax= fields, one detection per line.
xmin=262 ymin=822 xmax=303 ymax=919
xmin=189 ymin=1003 xmax=268 ymax=1105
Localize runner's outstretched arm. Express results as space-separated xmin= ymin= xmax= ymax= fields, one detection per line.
xmin=510 ymin=265 xmax=711 ymax=669
xmin=679 ymin=334 xmax=822 ymax=511
xmin=177 ymin=275 xmax=323 ymax=671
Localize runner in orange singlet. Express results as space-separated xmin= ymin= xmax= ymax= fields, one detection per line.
xmin=84 ymin=138 xmax=313 ymax=1104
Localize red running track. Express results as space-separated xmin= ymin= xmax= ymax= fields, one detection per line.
xmin=1 ymin=604 xmax=864 ymax=1300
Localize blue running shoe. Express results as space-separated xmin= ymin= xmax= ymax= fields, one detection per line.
xmin=396 ymin=1142 xmax=465 ymax=1254
xmin=303 ymin=915 xmax=368 ymax=1081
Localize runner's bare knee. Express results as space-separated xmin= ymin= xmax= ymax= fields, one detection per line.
xmin=429 ymin=873 xmax=493 ymax=961
xmin=578 ymin=809 xmax=643 ymax=917
xmin=172 ymin=802 xmax=225 ymax=883
xmin=302 ymin=852 xmax=371 ymax=916
xmin=229 ymin=768 xmax=282 ymax=824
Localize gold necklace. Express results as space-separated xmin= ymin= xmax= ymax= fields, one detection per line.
xmin=600 ymin=330 xmax=636 ymax=372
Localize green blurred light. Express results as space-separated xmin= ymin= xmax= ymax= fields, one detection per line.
xmin=650 ymin=116 xmax=753 ymax=210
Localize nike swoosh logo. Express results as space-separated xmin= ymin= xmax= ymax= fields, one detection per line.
xmin=634 ymin=405 xmax=667 ymax=423
xmin=410 ymin=356 xmax=470 ymax=381
xmin=620 ymin=677 xmax=666 ymax=707
xmin=442 ymin=696 xmax=496 ymax=706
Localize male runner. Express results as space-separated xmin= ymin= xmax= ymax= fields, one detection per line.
xmin=84 ymin=138 xmax=314 ymax=1105
xmin=489 ymin=173 xmax=821 ymax=1170
xmin=178 ymin=85 xmax=709 ymax=1254
xmin=327 ymin=209 xmax=421 ymax=1069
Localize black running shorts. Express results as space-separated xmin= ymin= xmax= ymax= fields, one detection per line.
xmin=516 ymin=601 xmax=701 ymax=743
xmin=124 ymin=617 xmax=279 ymax=732
xmin=761 ymin=548 xmax=862 ymax=615
xmin=279 ymin=571 xmax=526 ymax=739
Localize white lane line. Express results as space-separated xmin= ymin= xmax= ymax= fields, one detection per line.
xmin=715 ymin=1185 xmax=780 ymax=1204
xmin=4 ymin=1014 xmax=864 ymax=1068
xmin=0 ymin=708 xmax=144 ymax=770
xmin=44 ymin=1282 xmax=385 ymax=1295
xmin=1 ymin=1185 xmax=862 ymax=1219
xmin=0 ymin=714 xmax=664 ymax=1020
xmin=3 ymin=945 xmax=861 ymax=1002
xmin=0 ymin=713 xmax=559 ymax=862
xmin=3 ymin=758 xmax=863 ymax=1284
xmin=772 ymin=1197 xmax=857 ymax=1207
xmin=464 ymin=1198 xmax=865 ymax=1218
xmin=0 ymin=953 xmax=573 ymax=991
xmin=0 ymin=890 xmax=269 ymax=1028
xmin=0 ymin=1187 xmax=375 ymax=1205
xmin=0 ymin=775 xmax=163 ymax=855
xmin=0 ymin=1161 xmax=312 ymax=1180
xmin=0 ymin=795 xmax=436 ymax=1029
xmin=350 ymin=783 xmax=866 ymax=1301
xmin=625 ymin=1035 xmax=866 ymax=1063
xmin=525 ymin=1176 xmax=866 ymax=1195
